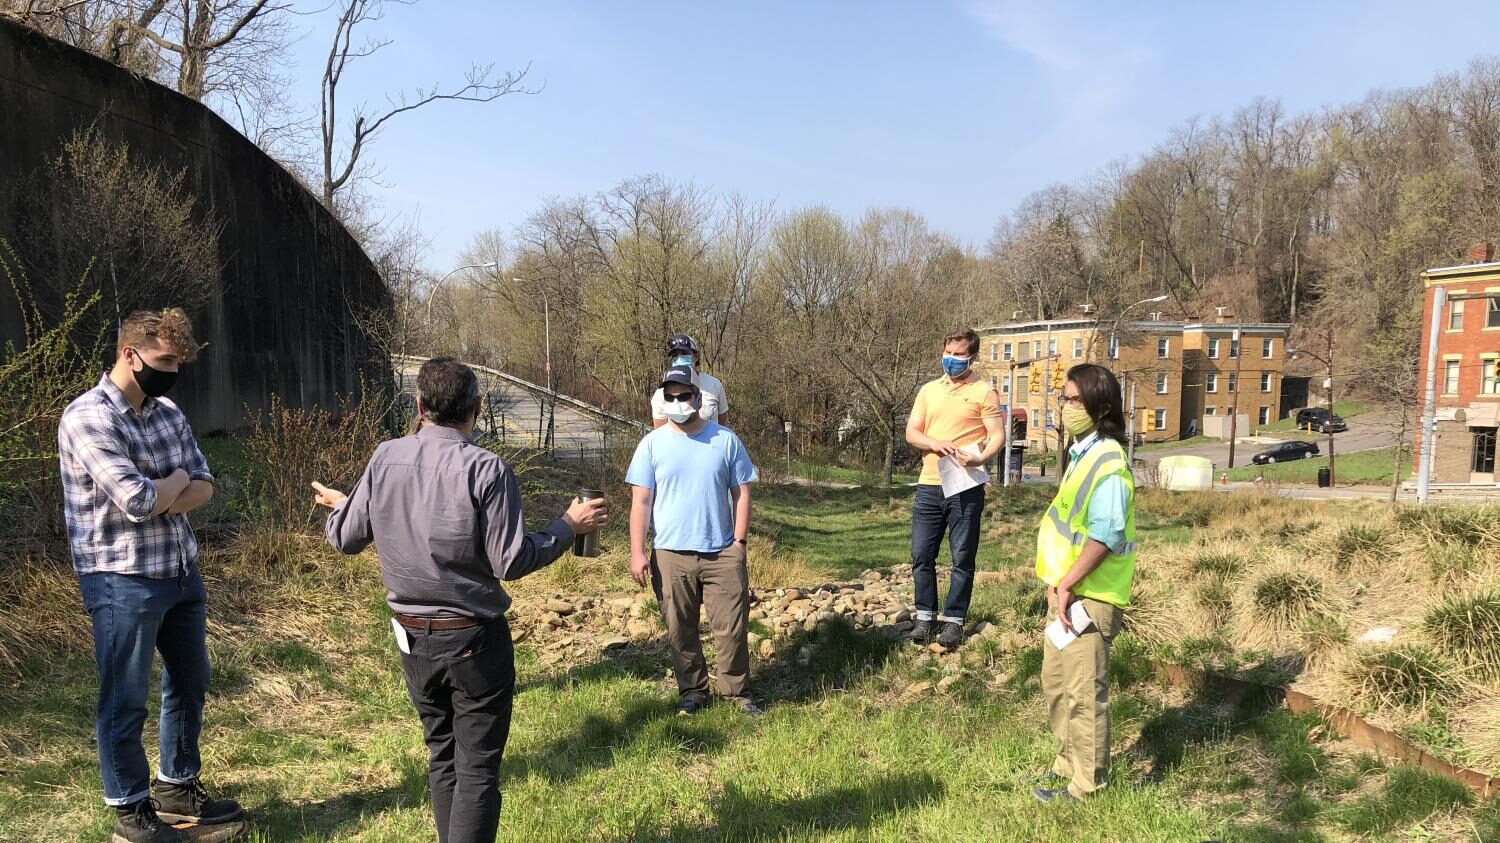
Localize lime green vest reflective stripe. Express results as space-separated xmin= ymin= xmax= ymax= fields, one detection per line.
xmin=1034 ymin=438 xmax=1137 ymax=607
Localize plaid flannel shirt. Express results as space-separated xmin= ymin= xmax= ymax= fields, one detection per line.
xmin=58 ymin=375 xmax=214 ymax=578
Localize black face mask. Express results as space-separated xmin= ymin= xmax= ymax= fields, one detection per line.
xmin=128 ymin=348 xmax=178 ymax=398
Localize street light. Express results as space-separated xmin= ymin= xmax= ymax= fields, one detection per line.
xmin=1288 ymin=337 xmax=1336 ymax=486
xmin=425 ymin=261 xmax=499 ymax=324
xmin=511 ymin=277 xmax=554 ymax=454
xmin=1102 ymin=294 xmax=1169 ymax=466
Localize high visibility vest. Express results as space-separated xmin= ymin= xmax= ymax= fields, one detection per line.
xmin=1035 ymin=437 xmax=1137 ymax=607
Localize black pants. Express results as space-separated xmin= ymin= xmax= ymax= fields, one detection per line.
xmin=399 ymin=617 xmax=515 ymax=843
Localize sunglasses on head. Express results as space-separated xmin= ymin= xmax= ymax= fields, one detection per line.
xmin=664 ymin=391 xmax=696 ymax=402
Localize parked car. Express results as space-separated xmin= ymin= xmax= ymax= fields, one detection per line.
xmin=1294 ymin=407 xmax=1347 ymax=433
xmin=1251 ymin=441 xmax=1321 ymax=465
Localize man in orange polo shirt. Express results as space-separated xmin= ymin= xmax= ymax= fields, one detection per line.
xmin=903 ymin=329 xmax=1004 ymax=649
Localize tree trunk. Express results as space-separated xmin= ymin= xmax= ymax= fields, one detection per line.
xmin=882 ymin=408 xmax=896 ymax=487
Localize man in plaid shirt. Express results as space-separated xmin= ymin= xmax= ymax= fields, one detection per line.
xmin=58 ymin=309 xmax=243 ymax=843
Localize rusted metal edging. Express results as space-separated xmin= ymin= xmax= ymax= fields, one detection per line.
xmin=1147 ymin=660 xmax=1499 ymax=799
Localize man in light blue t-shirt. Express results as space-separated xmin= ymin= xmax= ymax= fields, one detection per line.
xmin=626 ymin=364 xmax=760 ymax=717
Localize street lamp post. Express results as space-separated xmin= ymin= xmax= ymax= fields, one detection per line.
xmin=1288 ymin=334 xmax=1336 ymax=486
xmin=1100 ymin=294 xmax=1169 ymax=457
xmin=424 ymin=261 xmax=499 ymax=325
xmin=511 ymin=277 xmax=554 ymax=454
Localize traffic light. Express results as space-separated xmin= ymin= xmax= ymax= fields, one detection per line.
xmin=1011 ymin=413 xmax=1027 ymax=441
xmin=1143 ymin=411 xmax=1154 ymax=432
xmin=1029 ymin=365 xmax=1041 ymax=394
xmin=1051 ymin=362 xmax=1065 ymax=391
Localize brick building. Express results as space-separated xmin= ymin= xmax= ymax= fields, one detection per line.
xmin=1181 ymin=311 xmax=1293 ymax=435
xmin=1415 ymin=244 xmax=1500 ymax=484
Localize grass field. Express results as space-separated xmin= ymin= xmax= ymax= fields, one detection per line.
xmin=2 ymin=469 xmax=1497 ymax=842
xmin=1225 ymin=446 xmax=1412 ymax=485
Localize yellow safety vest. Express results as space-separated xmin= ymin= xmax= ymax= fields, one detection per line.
xmin=1035 ymin=437 xmax=1137 ymax=607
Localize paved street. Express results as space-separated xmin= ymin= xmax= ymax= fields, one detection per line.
xmin=1131 ymin=409 xmax=1405 ymax=471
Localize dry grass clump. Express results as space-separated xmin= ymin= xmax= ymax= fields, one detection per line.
xmin=1393 ymin=505 xmax=1500 ymax=549
xmin=1189 ymin=547 xmax=1246 ymax=579
xmin=0 ymin=550 xmax=90 ymax=667
xmin=1236 ymin=569 xmax=1326 ymax=649
xmin=1338 ymin=644 xmax=1465 ymax=711
xmin=1422 ymin=589 xmax=1500 ymax=679
xmin=1455 ymin=692 xmax=1500 ymax=774
xmin=1333 ymin=523 xmax=1386 ymax=571
xmin=1296 ymin=613 xmax=1350 ymax=667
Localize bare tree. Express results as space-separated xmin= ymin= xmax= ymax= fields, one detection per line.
xmin=318 ymin=0 xmax=535 ymax=213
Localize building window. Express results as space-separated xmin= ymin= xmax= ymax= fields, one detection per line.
xmin=1489 ymin=297 xmax=1500 ymax=328
xmin=1156 ymin=371 xmax=1169 ymax=394
xmin=1044 ymin=409 xmax=1053 ymax=428
xmin=1003 ymin=342 xmax=1013 ymax=361
xmin=1227 ymin=372 xmax=1238 ymax=393
xmin=1154 ymin=408 xmax=1167 ymax=430
xmin=1450 ymin=301 xmax=1465 ymax=331
xmin=1047 ymin=339 xmax=1057 ymax=356
xmin=1108 ymin=336 xmax=1120 ymax=359
xmin=1002 ymin=374 xmax=1011 ymax=395
xmin=1444 ymin=360 xmax=1461 ymax=395
xmin=1229 ymin=337 xmax=1241 ymax=358
xmin=1157 ymin=337 xmax=1169 ymax=358
xmin=1033 ymin=340 xmax=1042 ymax=359
xmin=1206 ymin=373 xmax=1219 ymax=393
xmin=1073 ymin=337 xmax=1084 ymax=359
xmin=1205 ymin=406 xmax=1217 ymax=415
xmin=1483 ymin=356 xmax=1500 ymax=395
xmin=989 ymin=343 xmax=998 ymax=362
xmin=1474 ymin=428 xmax=1497 ymax=474
xmin=1208 ymin=337 xmax=1220 ymax=359
xmin=1262 ymin=338 xmax=1274 ymax=358
xmin=1258 ymin=406 xmax=1271 ymax=425
xmin=1260 ymin=371 xmax=1273 ymax=392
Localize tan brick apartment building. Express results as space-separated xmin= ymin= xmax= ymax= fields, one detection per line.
xmin=1415 ymin=249 xmax=1500 ymax=484
xmin=976 ymin=310 xmax=1290 ymax=450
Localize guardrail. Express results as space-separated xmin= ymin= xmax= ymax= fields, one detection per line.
xmin=393 ymin=354 xmax=645 ymax=432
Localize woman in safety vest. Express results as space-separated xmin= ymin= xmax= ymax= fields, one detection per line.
xmin=1032 ymin=364 xmax=1137 ymax=804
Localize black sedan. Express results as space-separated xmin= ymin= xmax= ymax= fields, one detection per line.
xmin=1251 ymin=441 xmax=1321 ymax=465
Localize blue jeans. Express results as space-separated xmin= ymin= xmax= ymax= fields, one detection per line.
xmin=910 ymin=484 xmax=984 ymax=623
xmin=79 ymin=569 xmax=210 ymax=806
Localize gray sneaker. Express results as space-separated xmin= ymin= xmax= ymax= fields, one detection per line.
xmin=936 ymin=621 xmax=964 ymax=649
xmin=736 ymin=699 xmax=765 ymax=718
xmin=906 ymin=619 xmax=934 ymax=644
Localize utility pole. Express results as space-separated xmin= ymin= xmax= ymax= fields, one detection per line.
xmin=1227 ymin=325 xmax=1244 ymax=469
xmin=1325 ymin=330 xmax=1336 ymax=486
xmin=1126 ymin=377 xmax=1138 ymax=466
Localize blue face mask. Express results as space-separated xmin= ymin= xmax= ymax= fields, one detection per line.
xmin=942 ymin=354 xmax=972 ymax=378
xmin=671 ymin=355 xmax=694 ymax=368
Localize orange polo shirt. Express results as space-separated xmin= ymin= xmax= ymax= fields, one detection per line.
xmin=910 ymin=375 xmax=1002 ymax=486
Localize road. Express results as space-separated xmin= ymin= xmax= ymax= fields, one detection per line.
xmin=1132 ymin=409 xmax=1405 ymax=471
xmin=395 ymin=363 xmax=643 ymax=459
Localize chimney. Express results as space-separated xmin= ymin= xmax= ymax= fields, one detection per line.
xmin=1470 ymin=241 xmax=1494 ymax=263
xmin=1080 ymin=303 xmax=1094 ymax=315
xmin=1011 ymin=310 xmax=1025 ymax=320
xmin=1214 ymin=306 xmax=1233 ymax=324
xmin=1148 ymin=311 xmax=1163 ymax=321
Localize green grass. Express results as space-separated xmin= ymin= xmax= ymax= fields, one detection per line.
xmin=784 ymin=459 xmax=918 ymax=487
xmin=4 ymin=478 xmax=1497 ymax=842
xmin=1226 ymin=446 xmax=1412 ymax=485
xmin=1256 ymin=401 xmax=1369 ymax=433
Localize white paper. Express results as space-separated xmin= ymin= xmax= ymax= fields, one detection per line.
xmin=1043 ymin=600 xmax=1095 ymax=650
xmin=938 ymin=444 xmax=989 ymax=497
xmin=391 ymin=618 xmax=412 ymax=654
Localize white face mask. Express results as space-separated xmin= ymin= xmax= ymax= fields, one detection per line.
xmin=664 ymin=400 xmax=696 ymax=424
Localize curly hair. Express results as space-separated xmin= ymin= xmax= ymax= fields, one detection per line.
xmin=117 ymin=308 xmax=200 ymax=361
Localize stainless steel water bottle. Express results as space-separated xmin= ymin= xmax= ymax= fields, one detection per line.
xmin=573 ymin=488 xmax=603 ymax=557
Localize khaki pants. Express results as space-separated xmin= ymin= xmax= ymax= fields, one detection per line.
xmin=1041 ymin=595 xmax=1123 ymax=799
xmin=650 ymin=545 xmax=752 ymax=702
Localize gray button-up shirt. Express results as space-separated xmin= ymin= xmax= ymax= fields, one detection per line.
xmin=324 ymin=425 xmax=575 ymax=619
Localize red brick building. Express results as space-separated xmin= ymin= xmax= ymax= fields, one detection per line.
xmin=1416 ymin=243 xmax=1500 ymax=484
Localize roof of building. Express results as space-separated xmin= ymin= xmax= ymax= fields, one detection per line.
xmin=1422 ymin=261 xmax=1500 ymax=284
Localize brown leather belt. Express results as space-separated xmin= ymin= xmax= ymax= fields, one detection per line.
xmin=394 ymin=613 xmax=481 ymax=631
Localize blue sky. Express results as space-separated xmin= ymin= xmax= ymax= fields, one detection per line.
xmin=279 ymin=0 xmax=1500 ymax=269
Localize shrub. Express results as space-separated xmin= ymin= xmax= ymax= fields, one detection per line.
xmin=1332 ymin=523 xmax=1385 ymax=570
xmin=1422 ymin=590 xmax=1500 ymax=679
xmin=1339 ymin=644 xmax=1463 ymax=711
xmin=245 ymin=391 xmax=387 ymax=532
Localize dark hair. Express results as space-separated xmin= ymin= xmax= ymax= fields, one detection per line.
xmin=1067 ymin=364 xmax=1127 ymax=447
xmin=417 ymin=357 xmax=481 ymax=426
xmin=944 ymin=329 xmax=980 ymax=357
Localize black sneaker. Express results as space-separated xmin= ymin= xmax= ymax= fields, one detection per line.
xmin=906 ymin=619 xmax=934 ymax=644
xmin=936 ymin=621 xmax=964 ymax=649
xmin=675 ymin=696 xmax=708 ymax=716
xmin=152 ymin=778 xmax=243 ymax=825
xmin=113 ymin=799 xmax=187 ymax=843
xmin=736 ymin=699 xmax=765 ymax=718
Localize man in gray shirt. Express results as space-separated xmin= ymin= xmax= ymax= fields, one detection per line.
xmin=312 ymin=357 xmax=607 ymax=843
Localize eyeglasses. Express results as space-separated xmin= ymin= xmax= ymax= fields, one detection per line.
xmin=664 ymin=392 xmax=696 ymax=402
xmin=1059 ymin=394 xmax=1085 ymax=407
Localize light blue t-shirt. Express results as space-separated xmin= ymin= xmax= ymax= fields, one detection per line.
xmin=625 ymin=422 xmax=758 ymax=553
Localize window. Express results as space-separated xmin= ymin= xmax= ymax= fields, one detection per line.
xmin=1474 ymin=428 xmax=1497 ymax=475
xmin=1262 ymin=338 xmax=1274 ymax=358
xmin=1258 ymin=406 xmax=1271 ymax=425
xmin=1205 ymin=406 xmax=1217 ymax=415
xmin=1229 ymin=337 xmax=1241 ymax=358
xmin=1108 ymin=335 xmax=1120 ymax=359
xmin=1450 ymin=301 xmax=1465 ymax=331
xmin=1048 ymin=339 xmax=1058 ymax=356
xmin=1154 ymin=408 xmax=1167 ymax=431
xmin=1157 ymin=337 xmax=1170 ymax=358
xmin=1206 ymin=373 xmax=1219 ymax=393
xmin=1489 ymin=297 xmax=1500 ymax=328
xmin=1444 ymin=360 xmax=1461 ymax=395
xmin=1208 ymin=338 xmax=1221 ymax=359
xmin=1227 ymin=372 xmax=1238 ymax=393
xmin=1073 ymin=337 xmax=1084 ymax=359
xmin=1002 ymin=374 xmax=1012 ymax=395
xmin=989 ymin=343 xmax=998 ymax=362
xmin=1156 ymin=371 xmax=1169 ymax=394
xmin=1484 ymin=356 xmax=1500 ymax=395
xmin=1044 ymin=409 xmax=1054 ymax=428
xmin=1260 ymin=371 xmax=1273 ymax=393
xmin=1033 ymin=340 xmax=1042 ymax=359
xmin=1003 ymin=342 xmax=1013 ymax=361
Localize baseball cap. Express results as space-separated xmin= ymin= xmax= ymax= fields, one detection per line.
xmin=666 ymin=334 xmax=698 ymax=356
xmin=660 ymin=364 xmax=700 ymax=392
